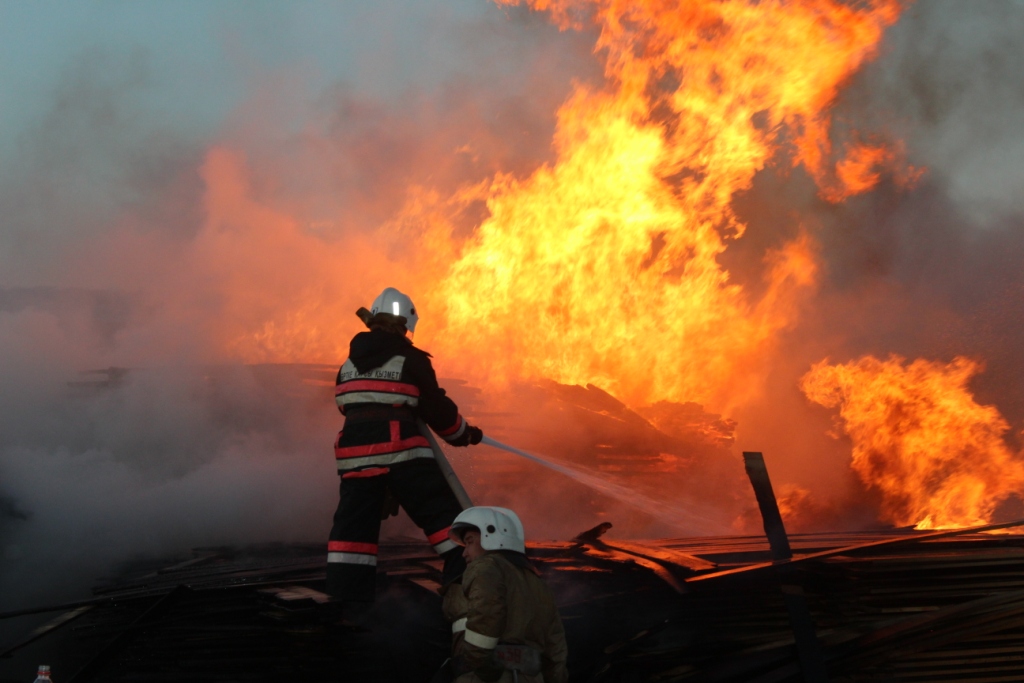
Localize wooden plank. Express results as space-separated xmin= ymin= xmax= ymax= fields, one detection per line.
xmin=603 ymin=541 xmax=717 ymax=571
xmin=257 ymin=585 xmax=331 ymax=604
xmin=689 ymin=517 xmax=1024 ymax=584
xmin=0 ymin=606 xmax=93 ymax=658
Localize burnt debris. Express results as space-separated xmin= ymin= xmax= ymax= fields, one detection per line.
xmin=4 ymin=527 xmax=1024 ymax=681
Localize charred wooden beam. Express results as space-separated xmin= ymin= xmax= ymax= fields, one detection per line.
xmin=743 ymin=451 xmax=828 ymax=683
xmin=0 ymin=606 xmax=92 ymax=659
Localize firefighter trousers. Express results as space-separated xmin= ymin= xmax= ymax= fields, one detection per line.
xmin=327 ymin=458 xmax=465 ymax=602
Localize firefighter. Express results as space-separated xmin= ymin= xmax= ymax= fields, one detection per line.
xmin=440 ymin=506 xmax=568 ymax=683
xmin=328 ymin=287 xmax=483 ymax=611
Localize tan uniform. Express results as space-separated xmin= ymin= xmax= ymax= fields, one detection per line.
xmin=442 ymin=551 xmax=568 ymax=683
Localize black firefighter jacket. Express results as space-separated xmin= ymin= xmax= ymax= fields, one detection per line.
xmin=333 ymin=329 xmax=468 ymax=476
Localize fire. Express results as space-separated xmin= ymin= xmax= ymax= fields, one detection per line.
xmin=195 ymin=1 xmax=1005 ymax=535
xmin=424 ymin=0 xmax=904 ymax=408
xmin=195 ymin=147 xmax=400 ymax=365
xmin=207 ymin=0 xmax=909 ymax=412
xmin=733 ymin=484 xmax=843 ymax=534
xmin=827 ymin=139 xmax=922 ymax=202
xmin=801 ymin=355 xmax=1024 ymax=529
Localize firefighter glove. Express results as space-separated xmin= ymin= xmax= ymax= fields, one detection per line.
xmin=449 ymin=425 xmax=483 ymax=447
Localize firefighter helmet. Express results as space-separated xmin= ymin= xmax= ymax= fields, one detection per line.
xmin=370 ymin=287 xmax=418 ymax=333
xmin=449 ymin=506 xmax=526 ymax=554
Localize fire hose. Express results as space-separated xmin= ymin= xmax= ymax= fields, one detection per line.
xmin=421 ymin=423 xmax=723 ymax=531
xmin=481 ymin=435 xmax=594 ymax=481
xmin=418 ymin=419 xmax=473 ymax=509
xmin=417 ymin=426 xmax=599 ymax=510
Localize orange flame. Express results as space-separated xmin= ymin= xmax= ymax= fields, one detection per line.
xmin=194 ymin=147 xmax=399 ymax=364
xmin=801 ymin=355 xmax=1024 ymax=529
xmin=419 ymin=0 xmax=904 ymax=408
xmin=825 ymin=139 xmax=923 ymax=202
xmin=177 ymin=2 xmax=1024 ymax=536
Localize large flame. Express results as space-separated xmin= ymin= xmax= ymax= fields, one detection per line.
xmin=193 ymin=1 xmax=1012 ymax=534
xmin=801 ymin=355 xmax=1024 ymax=529
xmin=425 ymin=0 xmax=903 ymax=408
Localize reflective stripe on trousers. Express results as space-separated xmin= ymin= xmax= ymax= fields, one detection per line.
xmin=327 ymin=551 xmax=377 ymax=566
xmin=327 ymin=540 xmax=378 ymax=566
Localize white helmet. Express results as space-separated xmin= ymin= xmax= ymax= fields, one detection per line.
xmin=370 ymin=287 xmax=419 ymax=333
xmin=449 ymin=506 xmax=526 ymax=554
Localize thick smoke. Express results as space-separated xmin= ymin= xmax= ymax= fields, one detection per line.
xmin=727 ymin=1 xmax=1024 ymax=525
xmin=2 ymin=1 xmax=1024 ymax=622
xmin=0 ymin=4 xmax=599 ymax=615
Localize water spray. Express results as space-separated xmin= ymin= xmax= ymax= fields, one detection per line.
xmin=480 ymin=435 xmax=725 ymax=533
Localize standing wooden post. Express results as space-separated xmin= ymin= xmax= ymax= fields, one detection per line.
xmin=743 ymin=451 xmax=829 ymax=683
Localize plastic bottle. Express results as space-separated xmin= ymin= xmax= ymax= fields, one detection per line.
xmin=33 ymin=665 xmax=52 ymax=682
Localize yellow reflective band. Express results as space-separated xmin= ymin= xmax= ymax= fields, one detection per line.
xmin=327 ymin=552 xmax=377 ymax=566
xmin=336 ymin=392 xmax=419 ymax=407
xmin=452 ymin=617 xmax=467 ymax=634
xmin=442 ymin=420 xmax=467 ymax=442
xmin=336 ymin=448 xmax=434 ymax=471
xmin=433 ymin=539 xmax=458 ymax=555
xmin=464 ymin=628 xmax=499 ymax=649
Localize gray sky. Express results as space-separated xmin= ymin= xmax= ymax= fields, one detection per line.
xmin=0 ymin=1 xmax=497 ymax=140
xmin=0 ymin=0 xmax=598 ymax=281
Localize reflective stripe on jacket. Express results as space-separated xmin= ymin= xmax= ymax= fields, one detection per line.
xmin=334 ymin=329 xmax=466 ymax=474
xmin=335 ymin=356 xmax=421 ymax=407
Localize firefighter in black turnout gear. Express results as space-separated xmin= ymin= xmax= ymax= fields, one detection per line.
xmin=327 ymin=287 xmax=483 ymax=608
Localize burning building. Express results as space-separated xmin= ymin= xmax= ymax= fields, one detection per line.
xmin=3 ymin=0 xmax=1024 ymax=680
